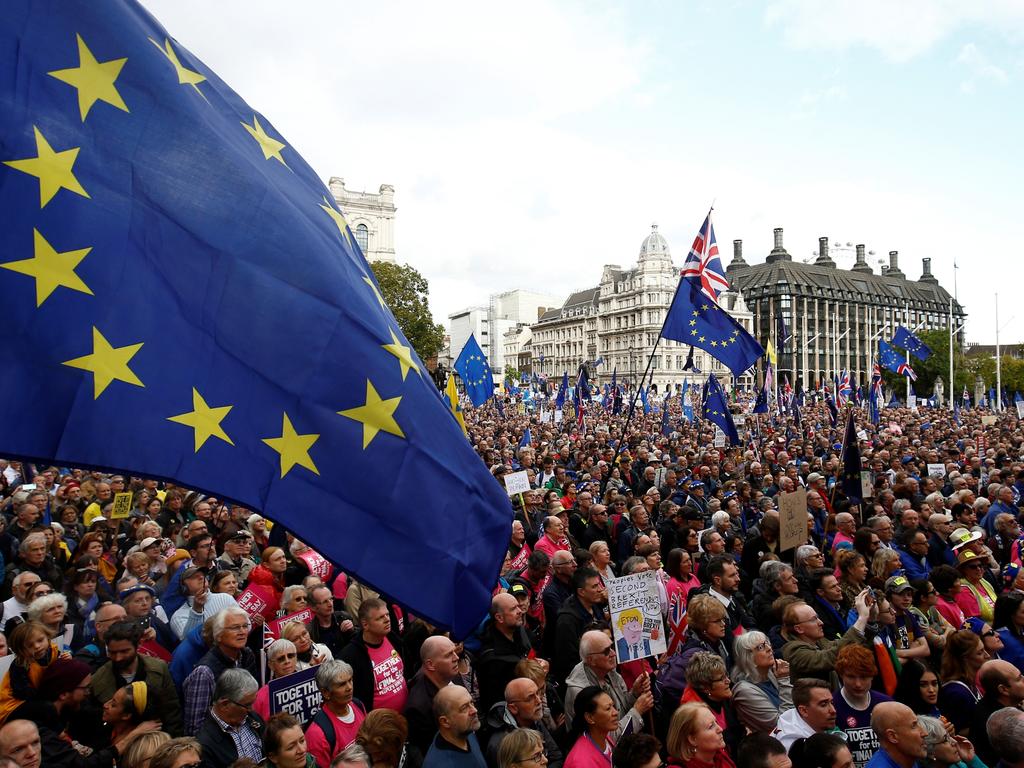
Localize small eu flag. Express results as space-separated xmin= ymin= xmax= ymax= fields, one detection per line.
xmin=662 ymin=277 xmax=763 ymax=377
xmin=879 ymin=340 xmax=917 ymax=381
xmin=841 ymin=409 xmax=863 ymax=503
xmin=453 ymin=334 xmax=494 ymax=407
xmin=702 ymin=374 xmax=739 ymax=445
xmin=892 ymin=326 xmax=933 ymax=361
xmin=0 ymin=0 xmax=510 ymax=636
xmin=555 ymin=372 xmax=568 ymax=409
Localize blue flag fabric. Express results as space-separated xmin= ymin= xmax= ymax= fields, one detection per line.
xmin=879 ymin=339 xmax=917 ymax=380
xmin=892 ymin=326 xmax=933 ymax=361
xmin=555 ymin=372 xmax=568 ymax=409
xmin=661 ymin=396 xmax=672 ymax=436
xmin=990 ymin=387 xmax=997 ymax=408
xmin=0 ymin=0 xmax=510 ymax=637
xmin=702 ymin=374 xmax=740 ymax=446
xmin=662 ymin=277 xmax=763 ymax=376
xmin=453 ymin=335 xmax=493 ymax=407
xmin=518 ymin=428 xmax=532 ymax=450
xmin=841 ymin=409 xmax=863 ymax=503
xmin=825 ymin=390 xmax=839 ymax=427
xmin=791 ymin=399 xmax=802 ymax=428
xmin=640 ymin=386 xmax=650 ymax=415
xmin=753 ymin=385 xmax=769 ymax=414
xmin=681 ymin=379 xmax=693 ymax=422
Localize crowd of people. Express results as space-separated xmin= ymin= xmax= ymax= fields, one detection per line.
xmin=0 ymin=391 xmax=1023 ymax=768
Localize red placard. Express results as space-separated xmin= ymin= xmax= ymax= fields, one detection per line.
xmin=237 ymin=587 xmax=270 ymax=619
xmin=263 ymin=608 xmax=314 ymax=646
xmin=296 ymin=549 xmax=333 ymax=582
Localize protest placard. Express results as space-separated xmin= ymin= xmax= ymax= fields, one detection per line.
xmin=504 ymin=471 xmax=530 ymax=497
xmin=268 ymin=666 xmax=322 ymax=724
xmin=926 ymin=463 xmax=945 ymax=478
xmin=264 ymin=608 xmax=313 ymax=645
xmin=296 ymin=549 xmax=333 ymax=582
xmin=110 ymin=492 xmax=133 ymax=519
xmin=237 ymin=587 xmax=270 ymax=619
xmin=860 ymin=471 xmax=873 ymax=500
xmin=982 ymin=415 xmax=998 ymax=427
xmin=1017 ymin=401 xmax=1024 ymax=419
xmin=606 ymin=571 xmax=666 ymax=664
xmin=778 ymin=487 xmax=807 ymax=553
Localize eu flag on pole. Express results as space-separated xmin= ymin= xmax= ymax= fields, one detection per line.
xmin=0 ymin=0 xmax=510 ymax=636
xmin=518 ymin=428 xmax=532 ymax=450
xmin=555 ymin=372 xmax=568 ymax=409
xmin=879 ymin=340 xmax=917 ymax=381
xmin=892 ymin=326 xmax=933 ymax=361
xmin=681 ymin=379 xmax=693 ymax=422
xmin=453 ymin=335 xmax=493 ymax=407
xmin=841 ymin=409 xmax=863 ymax=504
xmin=702 ymin=374 xmax=739 ymax=446
xmin=662 ymin=276 xmax=763 ymax=377
xmin=640 ymin=386 xmax=651 ymax=415
xmin=752 ymin=386 xmax=769 ymax=415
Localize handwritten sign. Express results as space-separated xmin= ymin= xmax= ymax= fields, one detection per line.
xmin=1016 ymin=401 xmax=1024 ymax=419
xmin=110 ymin=492 xmax=133 ymax=520
xmin=503 ymin=471 xmax=531 ymax=497
xmin=606 ymin=571 xmax=666 ymax=664
xmin=268 ymin=666 xmax=323 ymax=724
xmin=926 ymin=464 xmax=945 ymax=478
xmin=861 ymin=471 xmax=873 ymax=501
xmin=778 ymin=487 xmax=808 ymax=553
xmin=982 ymin=415 xmax=998 ymax=427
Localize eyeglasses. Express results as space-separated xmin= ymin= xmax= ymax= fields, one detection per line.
xmin=588 ymin=645 xmax=616 ymax=657
xmin=273 ymin=652 xmax=298 ymax=661
xmin=224 ymin=623 xmax=251 ymax=633
xmin=753 ymin=641 xmax=772 ymax=652
xmin=518 ymin=751 xmax=547 ymax=764
xmin=981 ymin=629 xmax=997 ymax=638
xmin=709 ymin=617 xmax=728 ymax=625
xmin=228 ymin=698 xmax=254 ymax=710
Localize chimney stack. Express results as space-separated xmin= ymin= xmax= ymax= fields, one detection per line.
xmin=767 ymin=227 xmax=791 ymax=263
xmin=919 ymin=256 xmax=938 ymax=284
xmin=726 ymin=238 xmax=750 ymax=274
xmin=887 ymin=250 xmax=905 ymax=279
xmin=852 ymin=243 xmax=872 ymax=274
xmin=815 ymin=236 xmax=836 ymax=267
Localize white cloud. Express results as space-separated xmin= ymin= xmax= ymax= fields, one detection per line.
xmin=764 ymin=0 xmax=1024 ymax=62
xmin=956 ymin=42 xmax=1009 ymax=93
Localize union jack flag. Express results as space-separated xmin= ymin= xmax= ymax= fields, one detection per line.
xmin=897 ymin=360 xmax=917 ymax=381
xmin=838 ymin=370 xmax=852 ymax=406
xmin=681 ymin=212 xmax=730 ymax=301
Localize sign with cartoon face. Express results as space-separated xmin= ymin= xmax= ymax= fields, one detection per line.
xmin=606 ymin=570 xmax=666 ymax=663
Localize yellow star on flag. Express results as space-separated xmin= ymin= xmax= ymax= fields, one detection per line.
xmin=167 ymin=388 xmax=234 ymax=452
xmin=241 ymin=115 xmax=287 ymax=166
xmin=149 ymin=38 xmax=207 ymax=98
xmin=48 ymin=34 xmax=128 ymax=121
xmin=363 ymin=275 xmax=387 ymax=310
xmin=4 ymin=126 xmax=89 ymax=208
xmin=263 ymin=413 xmax=319 ymax=477
xmin=1 ymin=229 xmax=93 ymax=306
xmin=382 ymin=328 xmax=420 ymax=380
xmin=319 ymin=197 xmax=353 ymax=248
xmin=338 ymin=380 xmax=404 ymax=449
xmin=62 ymin=326 xmax=144 ymax=399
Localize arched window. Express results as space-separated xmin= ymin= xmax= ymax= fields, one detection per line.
xmin=355 ymin=223 xmax=369 ymax=253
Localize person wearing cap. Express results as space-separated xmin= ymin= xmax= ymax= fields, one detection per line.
xmin=216 ymin=529 xmax=257 ymax=582
xmin=90 ymin=620 xmax=183 ymax=736
xmin=955 ymin=550 xmax=997 ymax=623
xmin=885 ymin=575 xmax=929 ymax=661
xmin=118 ymin=579 xmax=178 ymax=653
xmin=685 ymin=481 xmax=708 ymax=519
xmin=170 ymin=565 xmax=239 ymax=640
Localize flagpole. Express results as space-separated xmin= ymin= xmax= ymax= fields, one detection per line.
xmin=948 ymin=297 xmax=954 ymax=412
xmin=904 ymin=303 xmax=911 ymax=406
xmin=996 ymin=293 xmax=1002 ymax=413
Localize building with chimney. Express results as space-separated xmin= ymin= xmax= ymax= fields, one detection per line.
xmin=531 ymin=225 xmax=754 ymax=392
xmin=726 ymin=228 xmax=967 ymax=392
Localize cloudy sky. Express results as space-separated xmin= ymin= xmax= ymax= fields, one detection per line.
xmin=142 ymin=0 xmax=1023 ymax=345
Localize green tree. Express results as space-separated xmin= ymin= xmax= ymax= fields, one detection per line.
xmin=369 ymin=262 xmax=445 ymax=362
xmin=891 ymin=329 xmax=972 ymax=396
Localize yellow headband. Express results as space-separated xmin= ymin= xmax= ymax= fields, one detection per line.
xmin=127 ymin=681 xmax=147 ymax=716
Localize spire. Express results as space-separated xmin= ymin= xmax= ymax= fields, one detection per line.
xmin=919 ymin=257 xmax=938 ymax=284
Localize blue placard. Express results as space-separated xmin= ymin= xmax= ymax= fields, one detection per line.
xmin=268 ymin=666 xmax=322 ymax=725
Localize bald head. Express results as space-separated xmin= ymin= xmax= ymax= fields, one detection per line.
xmin=871 ymin=702 xmax=926 ymax=760
xmin=491 ymin=593 xmax=517 ymax=617
xmin=420 ymin=635 xmax=459 ymax=684
xmin=980 ymin=660 xmax=1024 ymax=705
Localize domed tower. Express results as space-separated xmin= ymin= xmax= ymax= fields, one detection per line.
xmin=638 ymin=223 xmax=672 ymax=273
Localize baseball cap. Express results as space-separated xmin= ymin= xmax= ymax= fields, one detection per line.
xmin=181 ymin=566 xmax=205 ymax=581
xmin=139 ymin=537 xmax=160 ymax=550
xmin=508 ymin=583 xmax=529 ymax=598
xmin=884 ymin=575 xmax=914 ymax=594
xmin=806 ymin=473 xmax=824 ymax=484
xmin=227 ymin=530 xmax=254 ymax=542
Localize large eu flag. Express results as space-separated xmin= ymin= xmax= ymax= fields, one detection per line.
xmin=453 ymin=334 xmax=494 ymax=407
xmin=662 ymin=277 xmax=763 ymax=377
xmin=0 ymin=0 xmax=510 ymax=636
xmin=892 ymin=326 xmax=933 ymax=361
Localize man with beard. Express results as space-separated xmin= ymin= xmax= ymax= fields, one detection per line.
xmin=90 ymin=620 xmax=183 ymax=736
xmin=423 ymin=685 xmax=486 ymax=768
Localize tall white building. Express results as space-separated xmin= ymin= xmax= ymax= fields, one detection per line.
xmin=532 ymin=225 xmax=754 ymax=392
xmin=328 ymin=177 xmax=396 ymax=263
xmin=448 ymin=306 xmax=489 ymax=369
xmin=449 ymin=290 xmax=559 ymax=377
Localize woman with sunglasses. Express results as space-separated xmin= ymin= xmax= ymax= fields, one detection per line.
xmin=955 ymin=551 xmax=997 ymax=623
xmin=909 ymin=579 xmax=955 ymax=657
xmin=253 ymin=638 xmax=300 ymax=720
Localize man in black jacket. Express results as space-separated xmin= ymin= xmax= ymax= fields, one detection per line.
xmin=552 ymin=568 xmax=605 ymax=684
xmin=308 ymin=585 xmax=356 ymax=658
xmin=404 ymin=636 xmax=464 ymax=753
xmin=338 ymin=598 xmax=407 ymax=712
xmin=196 ymin=669 xmax=265 ymax=767
xmin=477 ymin=593 xmax=534 ymax=712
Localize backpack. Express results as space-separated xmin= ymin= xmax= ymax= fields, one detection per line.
xmin=309 ymin=698 xmax=365 ymax=756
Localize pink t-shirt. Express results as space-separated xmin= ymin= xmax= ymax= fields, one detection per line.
xmin=306 ymin=703 xmax=366 ymax=768
xmin=367 ymin=638 xmax=408 ymax=712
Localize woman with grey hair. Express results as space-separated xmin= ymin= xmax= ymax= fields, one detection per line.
xmin=307 ymin=659 xmax=365 ymax=767
xmin=26 ymin=591 xmax=70 ymax=642
xmin=253 ymin=638 xmax=300 ymax=720
xmin=731 ymin=630 xmax=793 ymax=733
xmin=680 ymin=651 xmax=742 ymax=754
xmin=918 ymin=715 xmax=984 ymax=768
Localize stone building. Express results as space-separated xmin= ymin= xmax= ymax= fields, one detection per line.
xmin=328 ymin=177 xmax=396 ymax=263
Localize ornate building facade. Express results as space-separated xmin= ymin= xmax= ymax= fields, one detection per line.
xmin=328 ymin=177 xmax=396 ymax=263
xmin=727 ymin=229 xmax=966 ymax=392
xmin=530 ymin=226 xmax=754 ymax=393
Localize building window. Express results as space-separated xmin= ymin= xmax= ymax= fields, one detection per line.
xmin=355 ymin=223 xmax=369 ymax=253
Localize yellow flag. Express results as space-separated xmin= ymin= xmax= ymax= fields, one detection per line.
xmin=766 ymin=338 xmax=777 ymax=366
xmin=445 ymin=374 xmax=468 ymax=435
